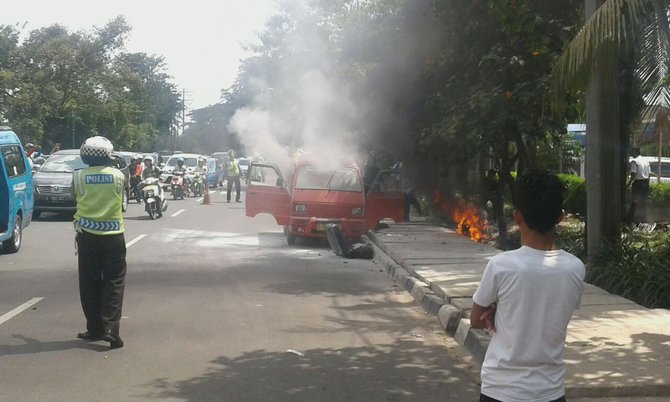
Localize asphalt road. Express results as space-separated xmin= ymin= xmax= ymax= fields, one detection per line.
xmin=0 ymin=188 xmax=479 ymax=401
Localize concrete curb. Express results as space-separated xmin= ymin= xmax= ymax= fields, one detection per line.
xmin=367 ymin=229 xmax=486 ymax=340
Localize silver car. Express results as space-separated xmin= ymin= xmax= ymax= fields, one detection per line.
xmin=32 ymin=149 xmax=129 ymax=218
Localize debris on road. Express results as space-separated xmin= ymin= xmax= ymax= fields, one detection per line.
xmin=286 ymin=349 xmax=305 ymax=357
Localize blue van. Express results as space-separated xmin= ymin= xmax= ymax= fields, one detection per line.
xmin=0 ymin=126 xmax=34 ymax=253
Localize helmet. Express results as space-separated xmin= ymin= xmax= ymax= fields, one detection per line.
xmin=143 ymin=155 xmax=154 ymax=163
xmin=25 ymin=143 xmax=34 ymax=148
xmin=177 ymin=157 xmax=184 ymax=165
xmin=228 ymin=149 xmax=235 ymax=158
xmin=133 ymin=153 xmax=143 ymax=161
xmin=80 ymin=136 xmax=113 ymax=166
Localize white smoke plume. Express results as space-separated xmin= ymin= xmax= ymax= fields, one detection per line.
xmin=228 ymin=70 xmax=363 ymax=174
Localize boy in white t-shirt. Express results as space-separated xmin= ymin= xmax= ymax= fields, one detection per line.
xmin=471 ymin=171 xmax=585 ymax=402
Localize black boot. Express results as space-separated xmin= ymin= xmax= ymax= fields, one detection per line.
xmin=103 ymin=331 xmax=124 ymax=349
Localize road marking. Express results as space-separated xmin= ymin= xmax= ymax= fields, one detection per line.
xmin=126 ymin=234 xmax=147 ymax=248
xmin=196 ymin=197 xmax=204 ymax=202
xmin=171 ymin=209 xmax=186 ymax=218
xmin=0 ymin=297 xmax=44 ymax=325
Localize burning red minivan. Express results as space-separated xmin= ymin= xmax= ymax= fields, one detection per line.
xmin=245 ymin=156 xmax=404 ymax=244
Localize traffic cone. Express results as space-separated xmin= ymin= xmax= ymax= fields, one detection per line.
xmin=202 ymin=185 xmax=212 ymax=205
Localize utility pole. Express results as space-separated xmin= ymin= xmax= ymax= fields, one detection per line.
xmin=71 ymin=112 xmax=76 ymax=148
xmin=177 ymin=88 xmax=185 ymax=150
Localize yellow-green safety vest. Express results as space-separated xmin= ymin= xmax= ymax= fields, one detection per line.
xmin=227 ymin=158 xmax=240 ymax=177
xmin=73 ymin=166 xmax=125 ymax=235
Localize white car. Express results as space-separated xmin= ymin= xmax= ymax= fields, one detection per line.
xmin=162 ymin=153 xmax=203 ymax=175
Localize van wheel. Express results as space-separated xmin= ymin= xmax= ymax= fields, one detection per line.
xmin=3 ymin=215 xmax=22 ymax=254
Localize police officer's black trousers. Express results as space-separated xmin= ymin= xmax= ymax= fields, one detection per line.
xmin=227 ymin=176 xmax=241 ymax=202
xmin=76 ymin=231 xmax=127 ymax=336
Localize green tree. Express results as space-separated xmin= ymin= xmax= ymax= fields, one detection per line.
xmin=0 ymin=17 xmax=181 ymax=152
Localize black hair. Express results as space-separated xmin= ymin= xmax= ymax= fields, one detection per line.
xmin=512 ymin=171 xmax=565 ymax=234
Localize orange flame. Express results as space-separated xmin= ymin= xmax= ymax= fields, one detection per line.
xmin=433 ymin=191 xmax=489 ymax=242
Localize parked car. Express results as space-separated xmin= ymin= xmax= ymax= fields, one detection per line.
xmin=244 ymin=153 xmax=404 ymax=245
xmin=0 ymin=126 xmax=34 ymax=253
xmin=32 ymin=149 xmax=130 ymax=218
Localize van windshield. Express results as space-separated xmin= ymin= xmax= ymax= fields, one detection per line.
xmin=294 ymin=165 xmax=362 ymax=192
xmin=40 ymin=154 xmax=87 ymax=173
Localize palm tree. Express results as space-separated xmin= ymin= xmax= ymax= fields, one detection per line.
xmin=551 ymin=0 xmax=670 ymax=263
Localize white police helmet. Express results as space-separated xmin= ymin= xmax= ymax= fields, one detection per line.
xmin=143 ymin=154 xmax=154 ymax=163
xmin=80 ymin=136 xmax=113 ymax=166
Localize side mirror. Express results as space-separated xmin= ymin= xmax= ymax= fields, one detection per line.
xmin=276 ymin=177 xmax=284 ymax=187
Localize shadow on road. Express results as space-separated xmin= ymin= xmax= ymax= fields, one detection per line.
xmin=0 ymin=334 xmax=110 ymax=356
xmin=142 ymin=340 xmax=479 ymax=401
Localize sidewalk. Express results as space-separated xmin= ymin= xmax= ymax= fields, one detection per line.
xmin=366 ymin=222 xmax=670 ymax=399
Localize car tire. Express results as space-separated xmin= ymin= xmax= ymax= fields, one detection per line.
xmin=3 ymin=215 xmax=22 ymax=254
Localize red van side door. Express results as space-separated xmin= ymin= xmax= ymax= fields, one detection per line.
xmin=244 ymin=162 xmax=291 ymax=226
xmin=365 ymin=169 xmax=405 ymax=229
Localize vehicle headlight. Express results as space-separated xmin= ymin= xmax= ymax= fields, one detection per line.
xmin=351 ymin=207 xmax=363 ymax=216
xmin=294 ymin=204 xmax=306 ymax=213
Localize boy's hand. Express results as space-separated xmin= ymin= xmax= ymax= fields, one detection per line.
xmin=480 ymin=303 xmax=497 ymax=332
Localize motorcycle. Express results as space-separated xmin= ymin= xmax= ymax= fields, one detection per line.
xmin=130 ymin=176 xmax=143 ymax=203
xmin=190 ymin=172 xmax=205 ymax=197
xmin=171 ymin=171 xmax=190 ymax=200
xmin=139 ymin=177 xmax=168 ymax=219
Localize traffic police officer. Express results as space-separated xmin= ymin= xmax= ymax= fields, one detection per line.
xmin=226 ymin=149 xmax=241 ymax=202
xmin=73 ymin=136 xmax=126 ymax=349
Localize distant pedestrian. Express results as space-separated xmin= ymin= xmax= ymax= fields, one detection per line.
xmin=471 ymin=171 xmax=585 ymax=402
xmin=627 ymin=147 xmax=653 ymax=223
xmin=226 ymin=149 xmax=241 ymax=202
xmin=481 ymin=169 xmax=499 ymax=221
xmin=362 ymin=151 xmax=379 ymax=194
xmin=72 ymin=136 xmax=127 ymax=349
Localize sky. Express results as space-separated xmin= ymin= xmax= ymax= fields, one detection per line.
xmin=3 ymin=0 xmax=279 ymax=111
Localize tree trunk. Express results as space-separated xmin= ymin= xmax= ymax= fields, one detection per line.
xmin=585 ymin=0 xmax=622 ymax=265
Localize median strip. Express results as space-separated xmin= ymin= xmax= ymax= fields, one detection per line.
xmin=0 ymin=297 xmax=44 ymax=325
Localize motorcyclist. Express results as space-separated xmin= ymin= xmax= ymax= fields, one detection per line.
xmin=141 ymin=155 xmax=161 ymax=180
xmin=129 ymin=155 xmax=143 ymax=199
xmin=140 ymin=155 xmax=164 ymax=199
xmin=173 ymin=157 xmax=190 ymax=189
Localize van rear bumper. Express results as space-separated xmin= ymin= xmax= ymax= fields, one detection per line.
xmin=288 ymin=217 xmax=367 ymax=239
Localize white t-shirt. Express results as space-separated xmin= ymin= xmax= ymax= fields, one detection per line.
xmin=472 ymin=246 xmax=585 ymax=402
xmin=630 ymin=157 xmax=651 ymax=180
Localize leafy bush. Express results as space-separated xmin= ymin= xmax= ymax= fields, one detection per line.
xmin=587 ymin=228 xmax=670 ymax=309
xmin=556 ymin=219 xmax=586 ymax=260
xmin=650 ymin=182 xmax=670 ymax=207
xmin=558 ymin=174 xmax=586 ymax=217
